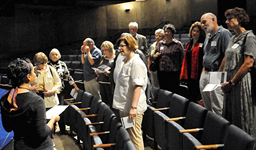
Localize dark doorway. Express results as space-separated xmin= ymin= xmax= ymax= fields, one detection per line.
xmin=218 ymin=0 xmax=247 ymax=25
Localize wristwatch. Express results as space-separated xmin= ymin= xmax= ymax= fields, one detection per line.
xmin=131 ymin=106 xmax=137 ymax=109
xmin=229 ymin=80 xmax=235 ymax=86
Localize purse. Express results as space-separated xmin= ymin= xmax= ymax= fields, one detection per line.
xmin=149 ymin=60 xmax=158 ymax=71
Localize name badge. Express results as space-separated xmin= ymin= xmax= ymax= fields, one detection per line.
xmin=141 ymin=46 xmax=144 ymax=50
xmin=232 ymin=43 xmax=239 ymax=49
xmin=211 ymin=41 xmax=217 ymax=46
xmin=109 ymin=59 xmax=114 ymax=63
xmin=199 ymin=43 xmax=203 ymax=48
xmin=160 ymin=46 xmax=164 ymax=53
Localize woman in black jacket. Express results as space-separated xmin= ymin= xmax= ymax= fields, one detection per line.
xmin=0 ymin=58 xmax=60 ymax=150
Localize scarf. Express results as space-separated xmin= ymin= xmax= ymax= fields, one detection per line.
xmin=7 ymin=87 xmax=19 ymax=112
xmin=180 ymin=42 xmax=201 ymax=80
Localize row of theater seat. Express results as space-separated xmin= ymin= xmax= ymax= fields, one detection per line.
xmin=142 ymin=85 xmax=255 ymax=150
xmin=1 ymin=72 xmax=254 ymax=150
xmin=63 ymin=90 xmax=136 ymax=150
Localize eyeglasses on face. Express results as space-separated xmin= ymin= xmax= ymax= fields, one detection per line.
xmin=118 ymin=44 xmax=127 ymax=48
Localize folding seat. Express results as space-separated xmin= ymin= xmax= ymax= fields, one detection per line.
xmin=85 ymin=103 xmax=116 ymax=150
xmin=61 ymin=55 xmax=69 ymax=61
xmin=70 ymin=61 xmax=82 ymax=71
xmin=166 ymin=102 xmax=207 ymax=150
xmin=63 ymin=61 xmax=72 ymax=69
xmin=77 ymin=102 xmax=109 ymax=150
xmin=223 ymin=125 xmax=254 ymax=150
xmin=72 ymin=71 xmax=84 ymax=82
xmin=64 ymin=89 xmax=84 ymax=105
xmin=153 ymin=94 xmax=190 ymax=150
xmin=93 ymin=126 xmax=131 ymax=150
xmin=174 ymin=34 xmax=180 ymax=40
xmin=183 ymin=124 xmax=255 ymax=150
xmin=68 ymin=55 xmax=78 ymax=61
xmin=0 ymin=75 xmax=11 ymax=89
xmin=142 ymin=89 xmax=173 ymax=140
xmin=179 ymin=84 xmax=188 ymax=99
xmin=63 ymin=89 xmax=84 ymax=128
xmin=76 ymin=91 xmax=94 ymax=114
xmin=124 ymin=141 xmax=136 ymax=150
xmin=182 ymin=111 xmax=230 ymax=150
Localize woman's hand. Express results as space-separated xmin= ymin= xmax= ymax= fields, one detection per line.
xmin=129 ymin=108 xmax=137 ymax=121
xmin=43 ymin=89 xmax=55 ymax=96
xmin=153 ymin=52 xmax=161 ymax=59
xmin=95 ymin=70 xmax=99 ymax=75
xmin=104 ymin=71 xmax=110 ymax=76
xmin=221 ymin=82 xmax=232 ymax=93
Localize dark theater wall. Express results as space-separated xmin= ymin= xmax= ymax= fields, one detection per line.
xmin=0 ymin=6 xmax=105 ymax=61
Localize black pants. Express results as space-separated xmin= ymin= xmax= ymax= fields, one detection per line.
xmin=57 ymin=91 xmax=66 ymax=133
xmin=99 ymin=83 xmax=113 ymax=108
xmin=158 ymin=71 xmax=180 ymax=94
xmin=187 ymin=79 xmax=201 ymax=102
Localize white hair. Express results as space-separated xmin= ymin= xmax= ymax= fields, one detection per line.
xmin=49 ymin=48 xmax=61 ymax=60
xmin=128 ymin=22 xmax=138 ymax=28
xmin=155 ymin=29 xmax=164 ymax=36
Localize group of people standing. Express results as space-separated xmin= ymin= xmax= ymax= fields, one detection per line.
xmin=1 ymin=7 xmax=256 ymax=150
xmin=149 ymin=7 xmax=256 ymax=147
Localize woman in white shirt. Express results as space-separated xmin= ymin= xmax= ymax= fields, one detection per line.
xmin=113 ymin=35 xmax=147 ymax=150
xmin=31 ymin=52 xmax=61 ymax=109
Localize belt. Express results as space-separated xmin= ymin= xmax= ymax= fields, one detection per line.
xmin=204 ymin=68 xmax=217 ymax=71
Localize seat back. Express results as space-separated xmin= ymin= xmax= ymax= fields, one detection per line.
xmin=71 ymin=61 xmax=81 ymax=70
xmin=168 ymin=94 xmax=190 ymax=125
xmin=224 ymin=125 xmax=254 ymax=150
xmin=183 ymin=102 xmax=208 ymax=139
xmin=80 ymin=92 xmax=94 ymax=114
xmin=167 ymin=102 xmax=207 ymax=150
xmin=124 ymin=141 xmax=136 ymax=150
xmin=200 ymin=111 xmax=229 ymax=145
xmin=114 ymin=127 xmax=131 ymax=150
xmin=72 ymin=71 xmax=84 ymax=81
xmin=142 ymin=89 xmax=173 ymax=139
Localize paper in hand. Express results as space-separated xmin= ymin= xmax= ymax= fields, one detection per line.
xmin=121 ymin=116 xmax=135 ymax=129
xmin=46 ymin=105 xmax=68 ymax=119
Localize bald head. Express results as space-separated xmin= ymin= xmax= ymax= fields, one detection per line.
xmin=200 ymin=12 xmax=219 ymax=35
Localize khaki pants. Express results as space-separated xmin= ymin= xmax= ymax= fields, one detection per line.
xmin=84 ymin=78 xmax=101 ymax=99
xmin=119 ymin=111 xmax=144 ymax=150
xmin=199 ymin=70 xmax=224 ymax=116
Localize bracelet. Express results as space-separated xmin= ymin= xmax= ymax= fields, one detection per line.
xmin=131 ymin=106 xmax=137 ymax=109
xmin=229 ymin=80 xmax=235 ymax=86
xmin=81 ymin=52 xmax=85 ymax=54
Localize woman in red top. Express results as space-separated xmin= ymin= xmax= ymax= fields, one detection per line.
xmin=180 ymin=21 xmax=206 ymax=102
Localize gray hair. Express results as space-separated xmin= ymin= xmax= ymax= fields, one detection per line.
xmin=163 ymin=23 xmax=176 ymax=34
xmin=155 ymin=29 xmax=164 ymax=37
xmin=49 ymin=48 xmax=61 ymax=60
xmin=85 ymin=38 xmax=95 ymax=46
xmin=128 ymin=22 xmax=138 ymax=28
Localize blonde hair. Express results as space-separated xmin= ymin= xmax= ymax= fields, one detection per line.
xmin=34 ymin=52 xmax=48 ymax=65
xmin=101 ymin=41 xmax=114 ymax=54
xmin=49 ymin=48 xmax=61 ymax=60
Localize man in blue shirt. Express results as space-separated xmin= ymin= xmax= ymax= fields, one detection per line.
xmin=81 ymin=38 xmax=102 ymax=99
xmin=199 ymin=13 xmax=232 ymax=115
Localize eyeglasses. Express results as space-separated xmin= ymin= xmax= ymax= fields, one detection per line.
xmin=164 ymin=31 xmax=172 ymax=34
xmin=118 ymin=44 xmax=127 ymax=48
xmin=155 ymin=35 xmax=163 ymax=37
xmin=129 ymin=28 xmax=137 ymax=31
